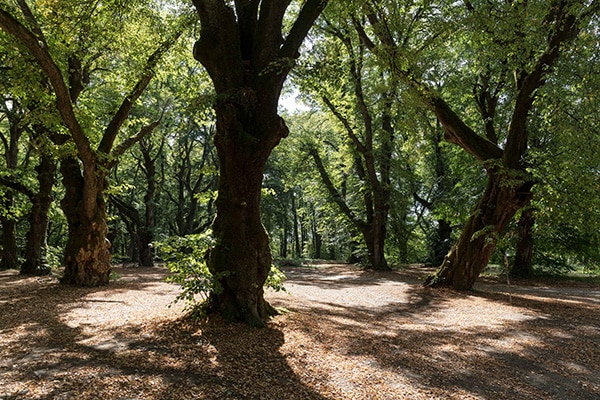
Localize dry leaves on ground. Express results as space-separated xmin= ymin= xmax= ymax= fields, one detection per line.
xmin=0 ymin=263 xmax=599 ymax=399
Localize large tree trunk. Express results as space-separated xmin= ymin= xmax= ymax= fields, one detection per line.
xmin=21 ymin=153 xmax=56 ymax=275
xmin=425 ymin=169 xmax=533 ymax=289
xmin=192 ymin=0 xmax=326 ymax=326
xmin=428 ymin=219 xmax=453 ymax=267
xmin=512 ymin=207 xmax=535 ymax=278
xmin=59 ymin=158 xmax=111 ymax=286
xmin=206 ymin=103 xmax=285 ymax=326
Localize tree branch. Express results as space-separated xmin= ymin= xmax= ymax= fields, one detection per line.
xmin=0 ymin=175 xmax=34 ymax=200
xmin=0 ymin=7 xmax=94 ymax=166
xmin=106 ymin=119 xmax=162 ymax=170
xmin=192 ymin=0 xmax=244 ymax=92
xmin=280 ymin=0 xmax=329 ymax=61
xmin=98 ymin=30 xmax=183 ymax=155
xmin=307 ymin=146 xmax=366 ymax=231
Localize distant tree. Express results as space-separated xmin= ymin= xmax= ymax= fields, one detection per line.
xmin=0 ymin=96 xmax=23 ymax=270
xmin=296 ymin=17 xmax=395 ymax=270
xmin=110 ymin=135 xmax=165 ymax=267
xmin=165 ymin=123 xmax=217 ymax=236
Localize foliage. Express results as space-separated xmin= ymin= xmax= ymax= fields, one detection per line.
xmin=1 ymin=0 xmax=599 ymax=290
xmin=156 ymin=232 xmax=221 ymax=315
xmin=156 ymin=232 xmax=287 ymax=316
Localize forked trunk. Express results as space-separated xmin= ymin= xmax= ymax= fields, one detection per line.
xmin=190 ymin=0 xmax=327 ymax=326
xmin=425 ymin=168 xmax=533 ymax=289
xmin=60 ymin=158 xmax=111 ymax=286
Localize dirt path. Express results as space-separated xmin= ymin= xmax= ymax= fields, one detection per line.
xmin=1 ymin=263 xmax=598 ymax=399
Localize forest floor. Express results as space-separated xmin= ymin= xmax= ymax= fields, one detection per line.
xmin=0 ymin=262 xmax=599 ymax=400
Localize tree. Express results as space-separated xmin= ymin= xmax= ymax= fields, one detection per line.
xmin=354 ymin=0 xmax=596 ymax=289
xmin=110 ymin=135 xmax=164 ymax=267
xmin=190 ymin=0 xmax=328 ymax=325
xmin=165 ymin=122 xmax=217 ymax=237
xmin=518 ymin=25 xmax=600 ymax=275
xmin=0 ymin=96 xmax=23 ymax=270
xmin=20 ymin=125 xmax=60 ymax=275
xmin=296 ymin=17 xmax=395 ymax=270
xmin=0 ymin=1 xmax=186 ymax=285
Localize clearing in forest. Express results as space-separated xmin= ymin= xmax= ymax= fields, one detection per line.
xmin=0 ymin=263 xmax=598 ymax=399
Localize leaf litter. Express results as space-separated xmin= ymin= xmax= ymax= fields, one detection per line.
xmin=0 ymin=263 xmax=598 ymax=399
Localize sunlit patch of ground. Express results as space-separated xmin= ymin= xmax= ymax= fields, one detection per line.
xmin=1 ymin=264 xmax=598 ymax=399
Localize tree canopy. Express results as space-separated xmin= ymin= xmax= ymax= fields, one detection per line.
xmin=1 ymin=0 xmax=598 ymax=324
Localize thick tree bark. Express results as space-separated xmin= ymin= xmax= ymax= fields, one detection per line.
xmin=206 ymin=102 xmax=285 ymax=326
xmin=425 ymin=169 xmax=533 ymax=289
xmin=59 ymin=158 xmax=111 ymax=286
xmin=192 ymin=0 xmax=327 ymax=325
xmin=512 ymin=207 xmax=535 ymax=278
xmin=21 ymin=152 xmax=56 ymax=275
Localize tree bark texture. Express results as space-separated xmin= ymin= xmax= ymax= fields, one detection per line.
xmin=425 ymin=168 xmax=533 ymax=289
xmin=512 ymin=207 xmax=535 ymax=278
xmin=207 ymin=106 xmax=281 ymax=326
xmin=21 ymin=152 xmax=56 ymax=275
xmin=59 ymin=158 xmax=111 ymax=286
xmin=192 ymin=0 xmax=327 ymax=326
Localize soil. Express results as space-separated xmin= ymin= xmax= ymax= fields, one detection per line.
xmin=0 ymin=262 xmax=598 ymax=399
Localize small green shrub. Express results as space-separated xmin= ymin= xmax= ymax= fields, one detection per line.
xmin=266 ymin=264 xmax=287 ymax=293
xmin=155 ymin=233 xmax=224 ymax=313
xmin=156 ymin=232 xmax=287 ymax=316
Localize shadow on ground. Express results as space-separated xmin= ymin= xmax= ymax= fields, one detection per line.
xmin=272 ymin=264 xmax=600 ymax=399
xmin=0 ymin=267 xmax=327 ymax=400
xmin=1 ymin=264 xmax=599 ymax=399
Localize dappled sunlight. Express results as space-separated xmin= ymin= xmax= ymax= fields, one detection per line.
xmin=1 ymin=263 xmax=598 ymax=399
xmin=268 ymin=264 xmax=600 ymax=399
xmin=417 ymin=296 xmax=542 ymax=329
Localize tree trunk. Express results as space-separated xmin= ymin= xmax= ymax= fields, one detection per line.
xmin=431 ymin=219 xmax=453 ymax=267
xmin=1 ymin=116 xmax=21 ymax=271
xmin=0 ymin=200 xmax=18 ymax=271
xmin=192 ymin=0 xmax=326 ymax=326
xmin=21 ymin=153 xmax=56 ymax=275
xmin=291 ymin=191 xmax=301 ymax=257
xmin=138 ymin=229 xmax=154 ymax=267
xmin=59 ymin=158 xmax=111 ymax=286
xmin=425 ymin=169 xmax=533 ymax=289
xmin=205 ymin=102 xmax=285 ymax=326
xmin=512 ymin=207 xmax=535 ymax=278
xmin=363 ymin=204 xmax=389 ymax=270
xmin=311 ymin=207 xmax=322 ymax=259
